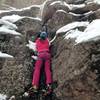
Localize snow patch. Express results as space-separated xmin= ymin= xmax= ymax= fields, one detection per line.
xmin=56 ymin=9 xmax=67 ymax=13
xmin=56 ymin=21 xmax=89 ymax=34
xmin=1 ymin=4 xmax=17 ymax=10
xmin=69 ymin=12 xmax=81 ymax=16
xmin=1 ymin=15 xmax=23 ymax=23
xmin=39 ymin=0 xmax=49 ymax=18
xmin=64 ymin=29 xmax=83 ymax=39
xmin=50 ymin=1 xmax=63 ymax=6
xmin=19 ymin=5 xmax=40 ymax=11
xmin=0 ymin=19 xmax=17 ymax=30
xmin=0 ymin=52 xmax=13 ymax=58
xmin=0 ymin=14 xmax=42 ymax=36
xmin=94 ymin=0 xmax=100 ymax=4
xmin=0 ymin=94 xmax=7 ymax=100
xmin=0 ymin=17 xmax=21 ymax=35
xmin=70 ymin=4 xmax=85 ymax=9
xmin=1 ymin=15 xmax=42 ymax=23
xmin=0 ymin=26 xmax=21 ymax=35
xmin=76 ymin=19 xmax=100 ymax=43
xmin=25 ymin=16 xmax=42 ymax=21
xmin=64 ymin=19 xmax=100 ymax=44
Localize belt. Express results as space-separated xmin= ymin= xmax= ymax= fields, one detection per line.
xmin=38 ymin=51 xmax=49 ymax=54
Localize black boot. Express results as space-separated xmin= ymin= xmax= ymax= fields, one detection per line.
xmin=46 ymin=84 xmax=52 ymax=94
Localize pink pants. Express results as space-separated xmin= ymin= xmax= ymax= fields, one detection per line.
xmin=32 ymin=52 xmax=52 ymax=87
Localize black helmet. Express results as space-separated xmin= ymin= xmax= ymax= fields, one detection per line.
xmin=40 ymin=32 xmax=47 ymax=40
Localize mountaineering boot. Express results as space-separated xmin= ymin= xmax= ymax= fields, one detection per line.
xmin=47 ymin=84 xmax=52 ymax=92
xmin=45 ymin=84 xmax=52 ymax=95
xmin=28 ymin=85 xmax=38 ymax=95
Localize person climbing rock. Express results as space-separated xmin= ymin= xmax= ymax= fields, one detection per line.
xmin=31 ymin=31 xmax=53 ymax=94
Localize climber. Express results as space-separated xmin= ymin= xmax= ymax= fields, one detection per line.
xmin=30 ymin=31 xmax=53 ymax=94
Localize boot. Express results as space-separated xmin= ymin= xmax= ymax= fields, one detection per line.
xmin=46 ymin=84 xmax=52 ymax=94
xmin=28 ymin=85 xmax=38 ymax=95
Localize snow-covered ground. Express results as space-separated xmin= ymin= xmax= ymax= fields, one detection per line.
xmin=57 ymin=19 xmax=100 ymax=44
xmin=76 ymin=19 xmax=100 ymax=43
xmin=1 ymin=15 xmax=23 ymax=23
xmin=0 ymin=52 xmax=13 ymax=58
xmin=0 ymin=94 xmax=7 ymax=100
xmin=0 ymin=15 xmax=22 ymax=35
xmin=94 ymin=0 xmax=100 ymax=4
xmin=56 ymin=21 xmax=89 ymax=34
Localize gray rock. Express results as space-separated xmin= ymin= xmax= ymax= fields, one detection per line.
xmin=42 ymin=0 xmax=70 ymax=25
xmin=71 ymin=3 xmax=100 ymax=14
xmin=47 ymin=11 xmax=74 ymax=33
xmin=95 ymin=9 xmax=100 ymax=19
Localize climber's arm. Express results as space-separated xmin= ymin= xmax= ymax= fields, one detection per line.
xmin=49 ymin=34 xmax=57 ymax=45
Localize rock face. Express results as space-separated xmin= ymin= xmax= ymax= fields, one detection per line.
xmin=0 ymin=0 xmax=100 ymax=100
xmin=52 ymin=36 xmax=100 ymax=100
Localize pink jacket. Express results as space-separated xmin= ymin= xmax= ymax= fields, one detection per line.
xmin=36 ymin=38 xmax=50 ymax=53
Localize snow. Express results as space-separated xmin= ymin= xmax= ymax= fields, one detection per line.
xmin=0 ymin=14 xmax=42 ymax=36
xmin=1 ymin=15 xmax=23 ymax=23
xmin=50 ymin=35 xmax=57 ymax=44
xmin=50 ymin=1 xmax=63 ymax=6
xmin=56 ymin=9 xmax=67 ymax=13
xmin=76 ymin=19 xmax=100 ymax=43
xmin=0 ymin=17 xmax=21 ymax=35
xmin=94 ymin=0 xmax=100 ymax=4
xmin=84 ymin=11 xmax=94 ymax=16
xmin=0 ymin=26 xmax=21 ymax=35
xmin=56 ymin=21 xmax=89 ymax=34
xmin=1 ymin=15 xmax=42 ymax=23
xmin=26 ymin=40 xmax=36 ymax=51
xmin=69 ymin=4 xmax=85 ymax=10
xmin=0 ymin=19 xmax=17 ymax=30
xmin=64 ymin=29 xmax=83 ymax=39
xmin=50 ymin=1 xmax=71 ymax=10
xmin=64 ymin=19 xmax=100 ymax=44
xmin=39 ymin=0 xmax=48 ymax=18
xmin=1 ymin=4 xmax=17 ymax=10
xmin=0 ymin=52 xmax=13 ymax=58
xmin=69 ymin=12 xmax=81 ymax=16
xmin=25 ymin=16 xmax=42 ymax=21
xmin=0 ymin=14 xmax=40 ymax=36
xmin=0 ymin=94 xmax=7 ymax=100
xmin=63 ymin=1 xmax=72 ymax=9
xmin=49 ymin=1 xmax=86 ymax=11
xmin=19 ymin=5 xmax=40 ymax=11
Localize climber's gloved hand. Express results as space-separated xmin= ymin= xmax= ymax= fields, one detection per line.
xmin=31 ymin=55 xmax=38 ymax=60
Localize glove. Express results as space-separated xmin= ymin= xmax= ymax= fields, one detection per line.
xmin=31 ymin=55 xmax=38 ymax=60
